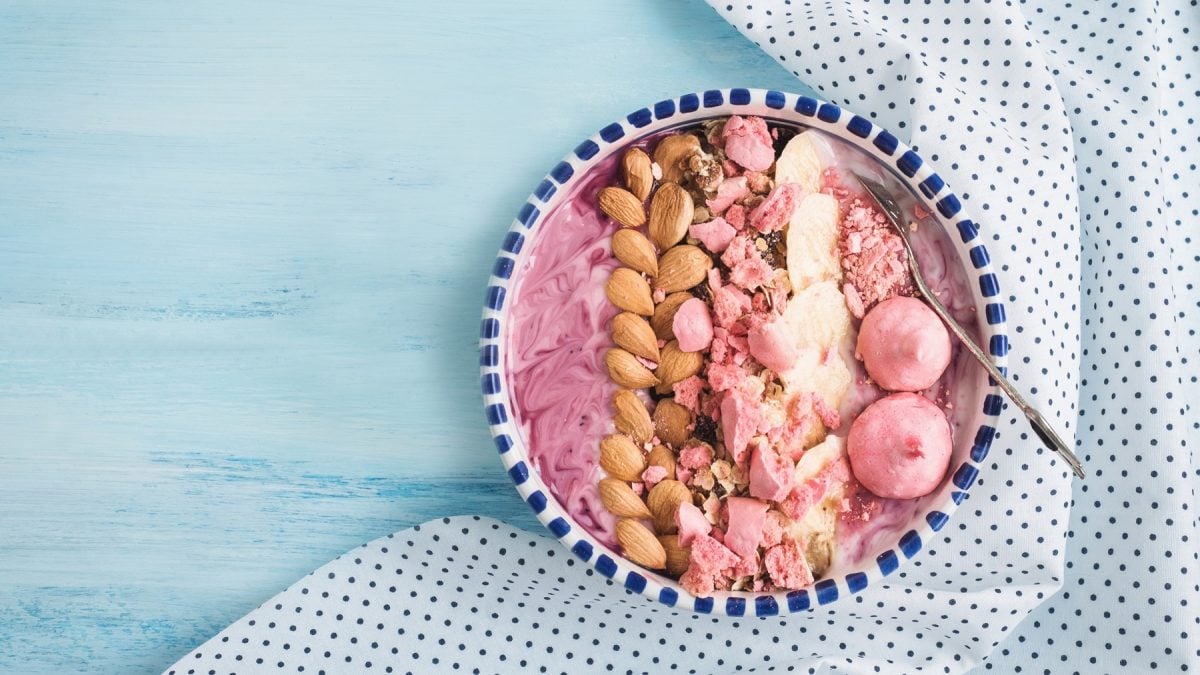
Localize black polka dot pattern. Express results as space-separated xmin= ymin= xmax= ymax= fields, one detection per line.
xmin=166 ymin=516 xmax=1070 ymax=674
xmin=167 ymin=1 xmax=1197 ymax=672
xmin=706 ymin=0 xmax=1200 ymax=672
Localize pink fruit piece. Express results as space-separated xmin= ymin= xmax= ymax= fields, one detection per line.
xmin=720 ymin=389 xmax=761 ymax=467
xmin=748 ymin=183 xmax=804 ymax=233
xmin=675 ymin=501 xmax=712 ymax=546
xmin=723 ymin=496 xmax=769 ymax=559
xmin=672 ymin=298 xmax=714 ymax=353
xmin=764 ymin=539 xmax=815 ymax=589
xmin=705 ymin=177 xmax=750 ymax=215
xmin=689 ymin=216 xmax=738 ymax=253
xmin=722 ymin=115 xmax=775 ymax=172
xmin=748 ymin=439 xmax=796 ymax=502
xmin=747 ymin=317 xmax=799 ymax=373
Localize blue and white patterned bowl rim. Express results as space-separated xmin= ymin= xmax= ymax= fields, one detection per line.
xmin=479 ymin=88 xmax=1008 ymax=617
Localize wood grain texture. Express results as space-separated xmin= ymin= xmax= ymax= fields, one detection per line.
xmin=0 ymin=1 xmax=810 ymax=672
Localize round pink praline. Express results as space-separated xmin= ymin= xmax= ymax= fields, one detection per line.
xmin=857 ymin=296 xmax=952 ymax=392
xmin=847 ymin=392 xmax=953 ymax=500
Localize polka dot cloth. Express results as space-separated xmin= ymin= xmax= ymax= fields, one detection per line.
xmin=168 ymin=1 xmax=1198 ymax=673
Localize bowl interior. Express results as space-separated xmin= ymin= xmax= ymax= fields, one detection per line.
xmin=480 ymin=89 xmax=1005 ymax=616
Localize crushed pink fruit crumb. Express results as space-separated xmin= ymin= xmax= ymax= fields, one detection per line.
xmin=762 ymin=510 xmax=789 ymax=548
xmin=722 ymin=115 xmax=775 ymax=171
xmin=723 ymin=496 xmax=769 ymax=559
xmin=672 ymin=298 xmax=714 ymax=353
xmin=764 ymin=539 xmax=814 ymax=588
xmin=675 ymin=501 xmax=712 ymax=546
xmin=672 ymin=375 xmax=706 ymax=413
xmin=640 ymin=465 xmax=668 ymax=487
xmin=689 ymin=217 xmax=737 ymax=253
xmin=678 ymin=443 xmax=713 ymax=470
xmin=725 ymin=204 xmax=747 ymax=229
xmin=749 ymin=439 xmax=796 ymax=502
xmin=748 ymin=183 xmax=804 ymax=233
xmin=720 ymin=388 xmax=762 ymax=466
xmin=705 ymin=177 xmax=749 ymax=215
xmin=747 ymin=316 xmax=799 ymax=373
xmin=721 ymin=236 xmax=774 ymax=291
xmin=680 ymin=534 xmax=741 ymax=596
xmin=838 ymin=199 xmax=914 ymax=312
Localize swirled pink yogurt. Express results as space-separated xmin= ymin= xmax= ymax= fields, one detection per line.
xmin=506 ymin=153 xmax=628 ymax=547
xmin=505 ymin=126 xmax=986 ymax=564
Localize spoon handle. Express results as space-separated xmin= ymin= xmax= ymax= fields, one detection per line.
xmin=855 ymin=174 xmax=1085 ymax=479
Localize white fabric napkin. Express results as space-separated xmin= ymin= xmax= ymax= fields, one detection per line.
xmin=168 ymin=1 xmax=1198 ymax=672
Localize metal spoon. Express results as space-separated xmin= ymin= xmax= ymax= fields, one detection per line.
xmin=855 ymin=174 xmax=1085 ymax=479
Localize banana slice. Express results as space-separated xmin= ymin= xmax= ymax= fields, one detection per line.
xmin=786 ymin=192 xmax=843 ymax=292
xmin=778 ymin=347 xmax=852 ymax=412
xmin=773 ymin=131 xmax=825 ymax=193
xmin=783 ymin=280 xmax=851 ymax=350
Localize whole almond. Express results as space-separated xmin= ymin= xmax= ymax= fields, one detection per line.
xmin=655 ymin=340 xmax=704 ymax=395
xmin=606 ymin=267 xmax=654 ymax=316
xmin=611 ymin=229 xmax=658 ymax=277
xmin=604 ymin=348 xmax=659 ymax=389
xmin=599 ymin=478 xmax=652 ymax=519
xmin=613 ymin=388 xmax=654 ymax=445
xmin=658 ymin=534 xmax=691 ymax=577
xmin=611 ymin=312 xmax=659 ymax=362
xmin=600 ymin=433 xmax=647 ymax=482
xmin=647 ymin=444 xmax=677 ymax=480
xmin=647 ymin=479 xmax=691 ymax=534
xmin=653 ymin=134 xmax=701 ymax=184
xmin=651 ymin=292 xmax=692 ymax=340
xmin=652 ymin=398 xmax=692 ymax=447
xmin=598 ymin=187 xmax=646 ymax=228
xmin=649 ymin=182 xmax=694 ymax=251
xmin=654 ymin=245 xmax=712 ymax=293
xmin=622 ymin=148 xmax=654 ymax=202
xmin=616 ymin=519 xmax=667 ymax=570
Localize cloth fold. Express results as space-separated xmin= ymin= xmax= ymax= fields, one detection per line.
xmin=169 ymin=1 xmax=1198 ymax=672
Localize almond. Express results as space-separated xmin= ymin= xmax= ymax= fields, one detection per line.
xmin=613 ymin=388 xmax=654 ymax=445
xmin=611 ymin=229 xmax=658 ymax=277
xmin=598 ymin=187 xmax=646 ymax=228
xmin=599 ymin=478 xmax=652 ymax=519
xmin=650 ymin=292 xmax=692 ymax=340
xmin=655 ymin=340 xmax=704 ymax=395
xmin=646 ymin=479 xmax=691 ymax=534
xmin=652 ymin=398 xmax=692 ymax=447
xmin=653 ymin=134 xmax=701 ymax=184
xmin=605 ymin=267 xmax=654 ymax=316
xmin=648 ymin=182 xmax=694 ymax=251
xmin=622 ymin=148 xmax=654 ymax=202
xmin=654 ymin=245 xmax=712 ymax=293
xmin=616 ymin=518 xmax=666 ymax=570
xmin=611 ymin=312 xmax=659 ymax=362
xmin=647 ymin=444 xmax=677 ymax=481
xmin=600 ymin=433 xmax=647 ymax=481
xmin=658 ymin=534 xmax=691 ymax=577
xmin=604 ymin=348 xmax=659 ymax=389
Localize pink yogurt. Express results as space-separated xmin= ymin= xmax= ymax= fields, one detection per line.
xmin=506 ymin=125 xmax=986 ymax=563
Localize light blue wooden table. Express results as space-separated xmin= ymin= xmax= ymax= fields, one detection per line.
xmin=0 ymin=2 xmax=812 ymax=672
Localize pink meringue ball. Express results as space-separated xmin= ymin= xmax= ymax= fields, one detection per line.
xmin=857 ymin=296 xmax=952 ymax=392
xmin=847 ymin=392 xmax=953 ymax=500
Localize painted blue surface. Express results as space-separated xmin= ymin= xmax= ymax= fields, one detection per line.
xmin=0 ymin=1 xmax=811 ymax=673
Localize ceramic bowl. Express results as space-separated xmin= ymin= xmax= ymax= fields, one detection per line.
xmin=479 ymin=88 xmax=1006 ymax=616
